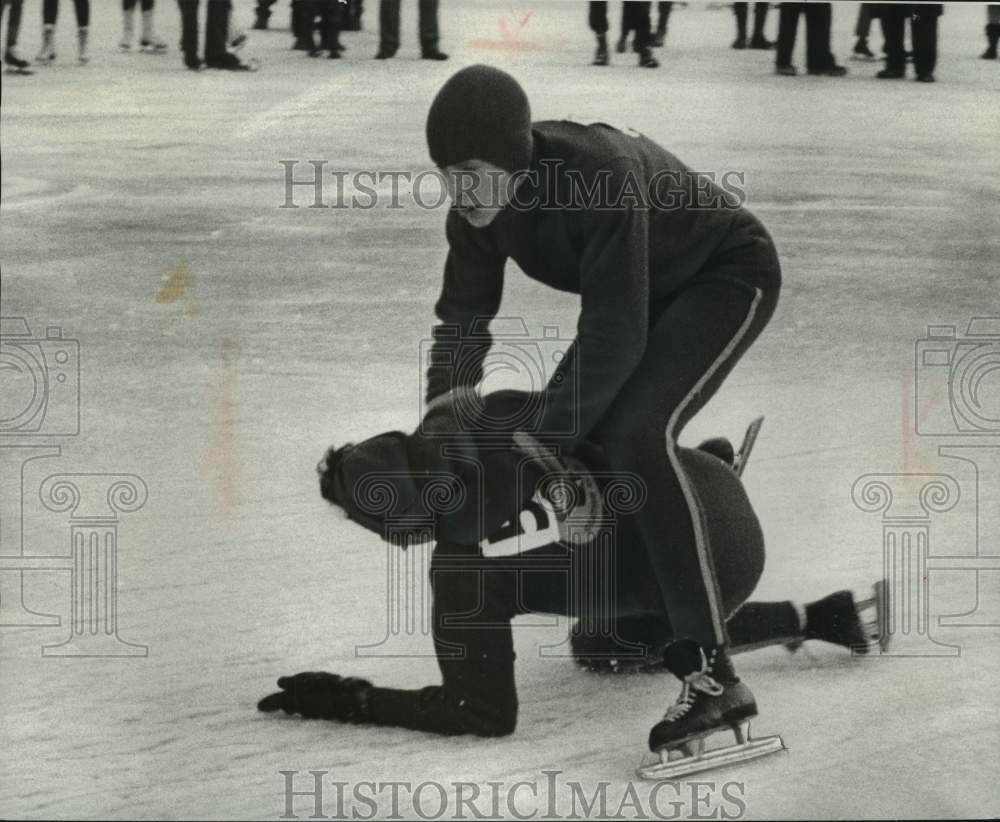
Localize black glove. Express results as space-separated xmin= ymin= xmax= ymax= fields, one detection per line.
xmin=257 ymin=672 xmax=372 ymax=721
xmin=317 ymin=444 xmax=355 ymax=506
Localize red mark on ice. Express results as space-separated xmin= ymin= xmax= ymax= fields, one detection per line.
xmin=469 ymin=9 xmax=543 ymax=52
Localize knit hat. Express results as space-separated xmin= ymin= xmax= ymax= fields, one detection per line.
xmin=426 ymin=65 xmax=533 ymax=173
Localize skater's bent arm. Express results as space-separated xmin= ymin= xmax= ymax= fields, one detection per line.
xmin=425 ymin=212 xmax=506 ymax=405
xmin=538 ymin=159 xmax=650 ymax=447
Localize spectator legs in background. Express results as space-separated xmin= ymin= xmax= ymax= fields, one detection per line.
xmin=985 ymin=5 xmax=1000 ymax=59
xmin=910 ymin=5 xmax=938 ymax=81
xmin=588 ymin=1 xmax=609 ymax=65
xmin=774 ymin=1 xmax=801 ymax=74
xmin=417 ymin=0 xmax=445 ymax=59
xmin=852 ymin=3 xmax=875 ymax=60
xmin=177 ymin=0 xmax=201 ymax=67
xmin=877 ymin=4 xmax=906 ymax=78
xmin=749 ymin=3 xmax=771 ymax=49
xmin=3 ymin=0 xmax=33 ymax=73
xmin=651 ymin=1 xmax=671 ymax=48
xmin=253 ymin=0 xmax=276 ymax=30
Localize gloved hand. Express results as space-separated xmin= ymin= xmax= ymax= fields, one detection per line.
xmin=317 ymin=444 xmax=355 ymax=507
xmin=257 ymin=672 xmax=373 ymax=721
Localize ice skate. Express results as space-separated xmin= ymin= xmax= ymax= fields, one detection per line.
xmin=4 ymin=48 xmax=34 ymax=74
xmin=639 ymin=641 xmax=785 ymax=780
xmin=787 ymin=580 xmax=889 ymax=656
xmin=141 ymin=37 xmax=169 ymax=53
xmin=699 ymin=415 xmax=763 ymax=477
xmin=638 ymin=47 xmax=659 ymax=68
xmin=36 ymin=26 xmax=56 ymax=64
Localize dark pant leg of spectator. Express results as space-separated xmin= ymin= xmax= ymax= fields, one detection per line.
xmin=910 ymin=9 xmax=937 ymax=77
xmin=42 ymin=0 xmax=58 ymax=26
xmin=751 ymin=2 xmax=768 ymax=41
xmin=254 ymin=0 xmax=275 ymax=24
xmin=880 ymin=5 xmax=906 ymax=72
xmin=72 ymin=0 xmax=88 ymax=27
xmin=378 ymin=0 xmax=400 ymax=51
xmin=417 ymin=0 xmax=439 ymax=53
xmin=656 ymin=1 xmax=672 ymax=36
xmin=623 ymin=1 xmax=651 ymax=50
xmin=775 ymin=2 xmax=801 ymax=68
xmin=177 ymin=0 xmax=199 ymax=59
xmin=204 ymin=0 xmax=232 ymax=62
xmin=588 ymin=1 xmax=608 ymax=35
xmin=855 ymin=2 xmax=872 ymax=39
xmin=804 ymin=2 xmax=832 ymax=72
xmin=733 ymin=2 xmax=747 ymax=42
xmin=4 ymin=0 xmax=24 ymax=47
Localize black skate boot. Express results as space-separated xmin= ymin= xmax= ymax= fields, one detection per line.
xmin=648 ymin=642 xmax=756 ymax=754
xmin=639 ymin=641 xmax=784 ymax=779
xmin=796 ymin=584 xmax=887 ymax=655
xmin=4 ymin=47 xmax=34 ymax=75
xmin=592 ymin=33 xmax=608 ymax=66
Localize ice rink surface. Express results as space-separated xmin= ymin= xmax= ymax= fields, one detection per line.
xmin=2 ymin=1 xmax=999 ymax=818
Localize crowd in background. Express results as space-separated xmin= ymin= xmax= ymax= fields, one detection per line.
xmin=1 ymin=1 xmax=999 ymax=81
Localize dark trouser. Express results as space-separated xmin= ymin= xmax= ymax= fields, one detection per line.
xmin=733 ymin=2 xmax=768 ymax=41
xmin=301 ymin=0 xmax=341 ymax=49
xmin=855 ymin=3 xmax=872 ymax=39
xmin=255 ymin=0 xmax=276 ymax=22
xmin=776 ymin=1 xmax=833 ymax=71
xmin=177 ymin=0 xmax=233 ymax=61
xmin=379 ymin=0 xmax=438 ymax=52
xmin=592 ymin=221 xmax=780 ymax=648
xmin=588 ymin=1 xmax=608 ymax=36
xmin=124 ymin=0 xmax=155 ymax=11
xmin=3 ymin=0 xmax=24 ymax=48
xmin=619 ymin=1 xmax=652 ymax=49
xmin=882 ymin=5 xmax=937 ymax=76
xmin=655 ymin=1 xmax=672 ymax=35
xmin=42 ymin=0 xmax=89 ymax=27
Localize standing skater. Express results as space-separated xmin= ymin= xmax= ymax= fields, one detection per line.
xmin=120 ymin=0 xmax=167 ymax=52
xmin=419 ymin=65 xmax=782 ymax=767
xmin=36 ymin=0 xmax=90 ymax=64
xmin=2 ymin=0 xmax=32 ymax=73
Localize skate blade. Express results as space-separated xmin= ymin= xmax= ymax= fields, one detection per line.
xmin=733 ymin=416 xmax=764 ymax=478
xmin=853 ymin=579 xmax=891 ymax=655
xmin=637 ymin=723 xmax=786 ymax=780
